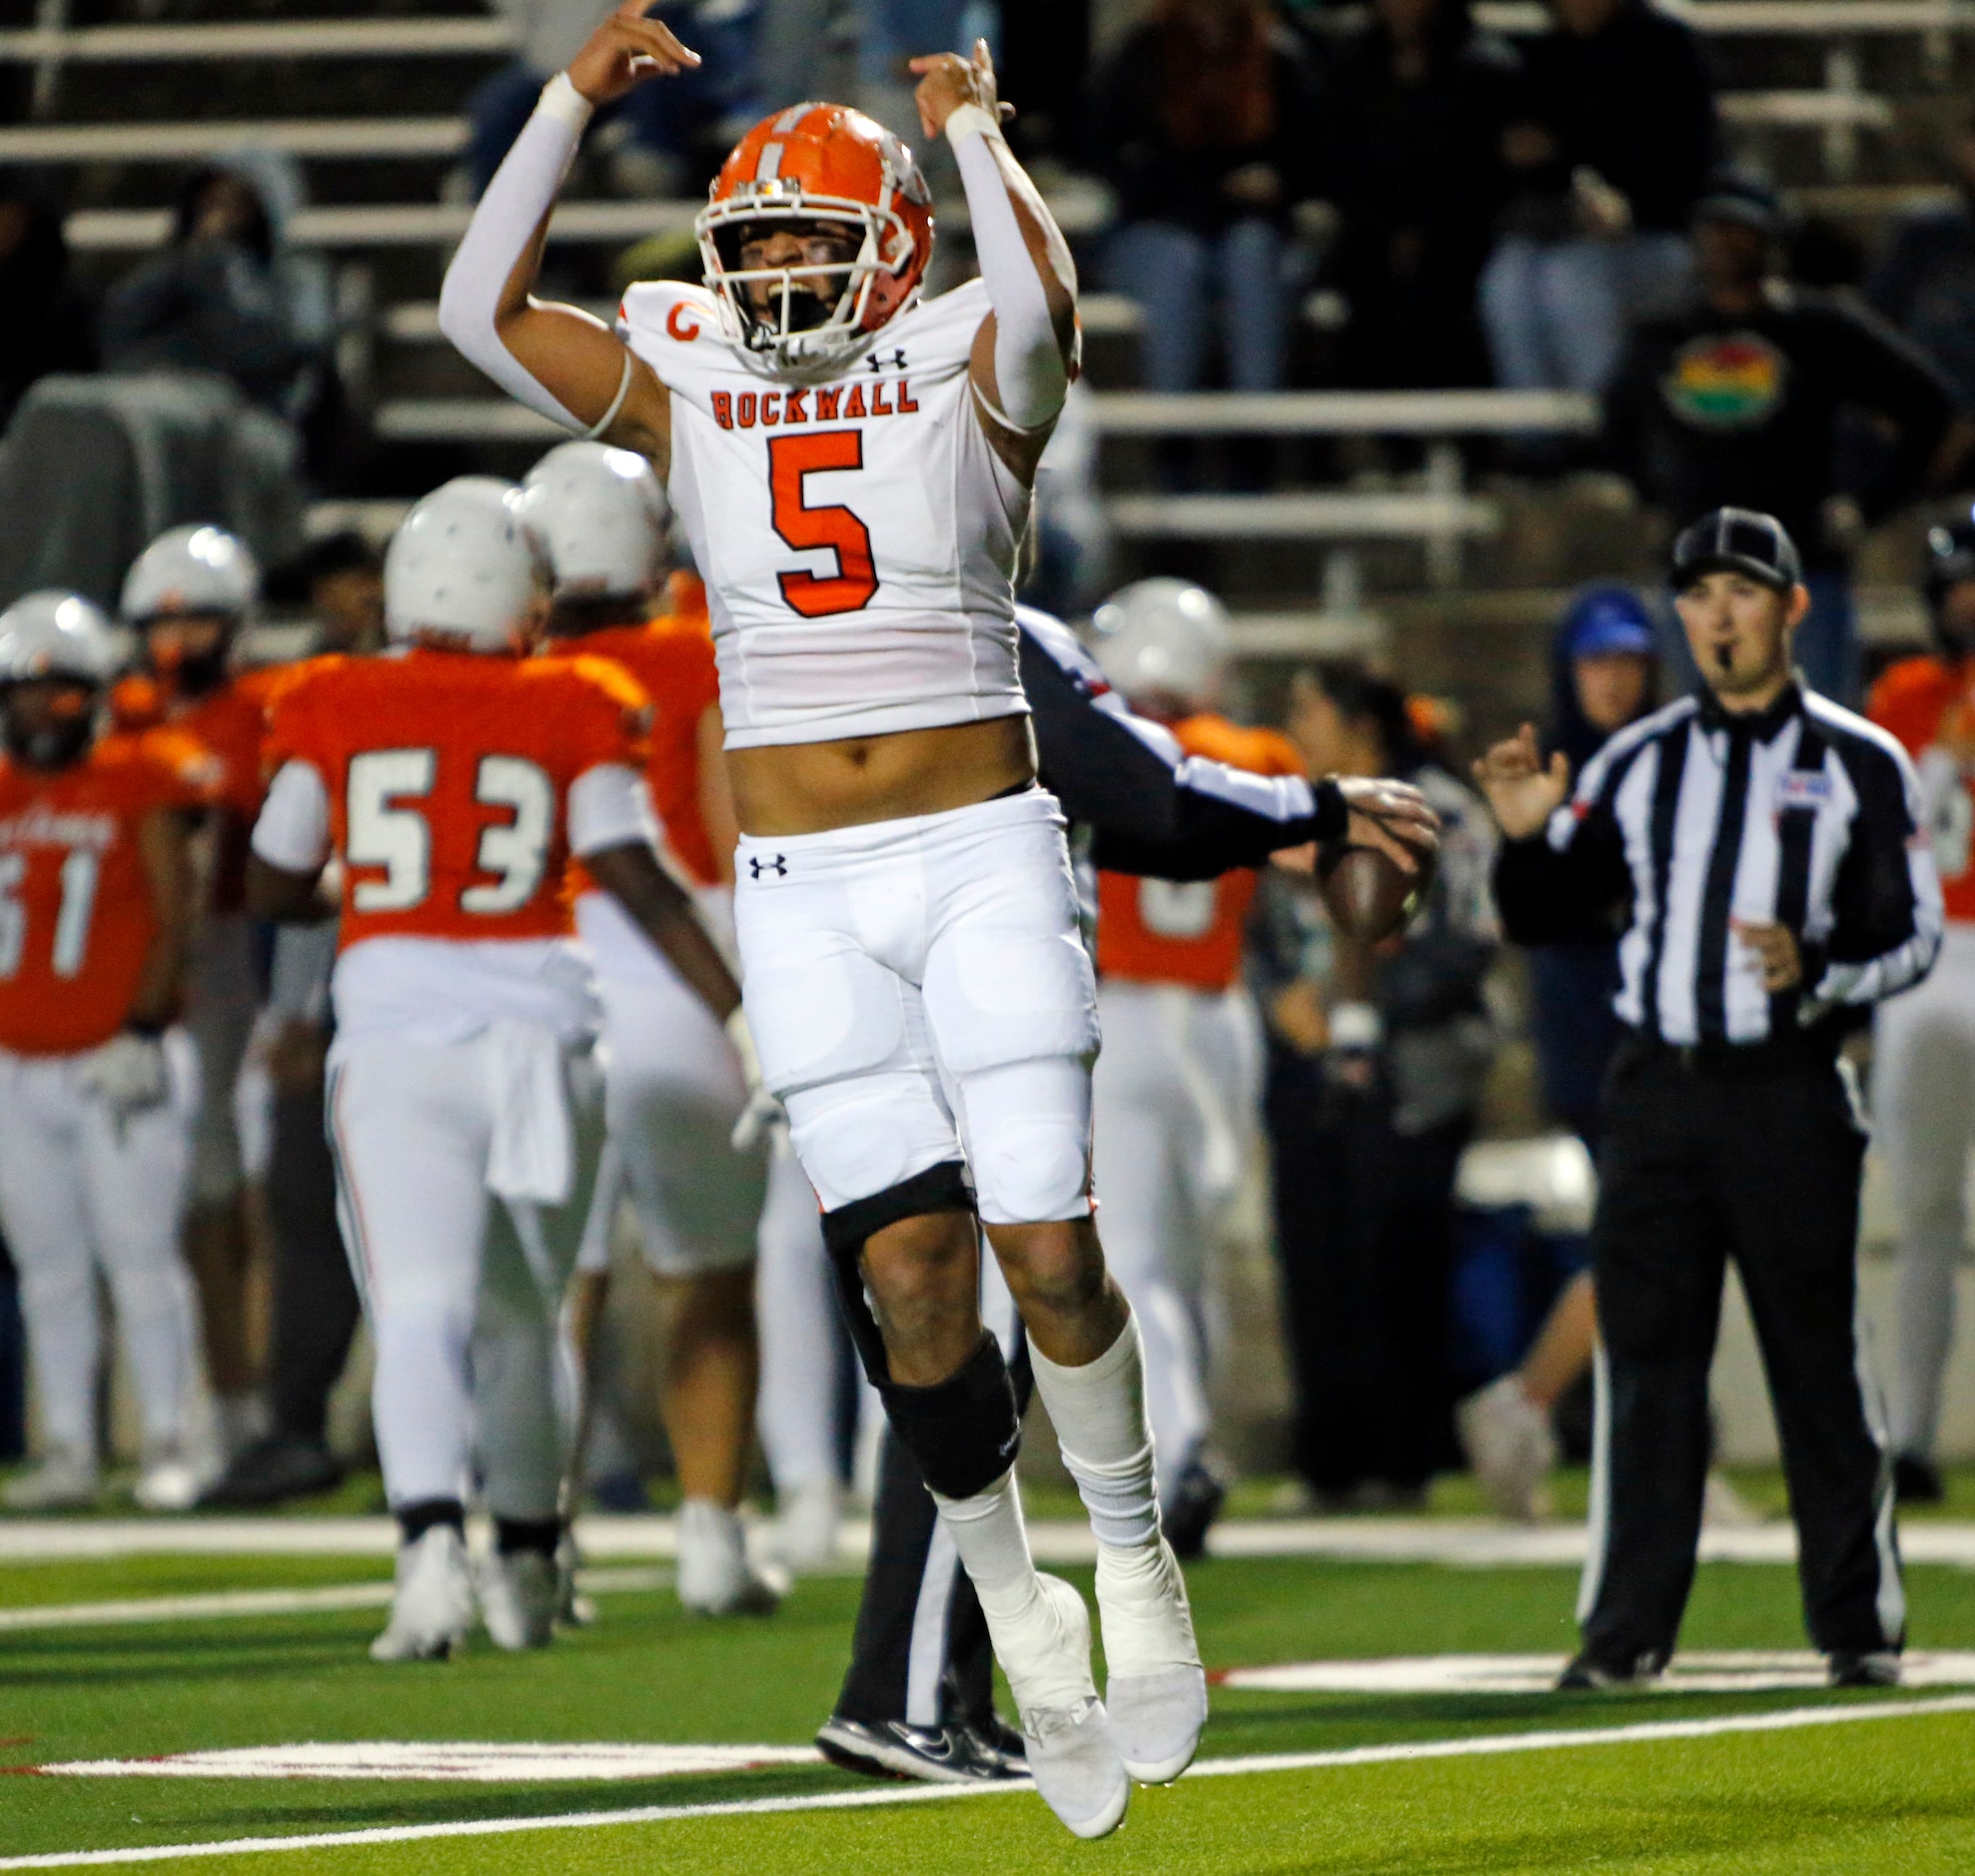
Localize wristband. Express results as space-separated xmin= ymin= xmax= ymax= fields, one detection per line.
xmin=942 ymin=102 xmax=1001 ymax=150
xmin=1329 ymin=1002 xmax=1384 ymax=1051
xmin=541 ymin=71 xmax=595 ymax=132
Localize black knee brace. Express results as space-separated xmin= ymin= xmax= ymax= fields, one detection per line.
xmin=820 ymin=1161 xmax=977 ymax=1389
xmin=882 ymin=1331 xmax=1023 ymax=1501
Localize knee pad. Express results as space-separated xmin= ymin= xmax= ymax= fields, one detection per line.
xmin=959 ymin=1057 xmax=1093 ymax=1227
xmin=819 ymin=1161 xmax=976 ymax=1387
xmin=881 ymin=1330 xmax=1022 ymax=1501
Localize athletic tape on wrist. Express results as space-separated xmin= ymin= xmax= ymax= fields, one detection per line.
xmin=942 ymin=102 xmax=1001 ymax=149
xmin=540 ymin=71 xmax=595 ymax=132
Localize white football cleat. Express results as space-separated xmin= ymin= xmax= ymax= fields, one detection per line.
xmin=132 ymin=1449 xmax=206 ymax=1513
xmin=478 ymin=1548 xmax=557 ymax=1651
xmin=1456 ymin=1375 xmax=1557 ymax=1522
xmin=772 ymin=1476 xmax=843 ymax=1573
xmin=369 ymin=1526 xmax=473 ymax=1662
xmin=3 ymin=1447 xmax=99 ymax=1511
xmin=995 ymin=1573 xmax=1129 ymax=1839
xmin=676 ymin=1498 xmax=781 ymax=1615
xmin=1094 ymin=1537 xmax=1207 ymax=1783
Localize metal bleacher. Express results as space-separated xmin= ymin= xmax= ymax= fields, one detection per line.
xmin=1 ymin=0 xmax=1970 ymax=658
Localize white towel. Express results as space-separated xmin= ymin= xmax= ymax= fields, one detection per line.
xmin=484 ymin=1020 xmax=575 ymax=1206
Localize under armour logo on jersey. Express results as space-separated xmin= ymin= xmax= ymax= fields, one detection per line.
xmin=749 ymin=854 xmax=789 ymax=879
xmin=868 ymin=348 xmax=907 ymax=373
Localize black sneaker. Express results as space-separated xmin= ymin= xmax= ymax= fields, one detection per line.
xmin=1164 ymin=1455 xmax=1229 ymax=1561
xmin=1828 ymin=1650 xmax=1902 ymax=1689
xmin=815 ymin=1715 xmax=1029 ymax=1784
xmin=1555 ymin=1647 xmax=1665 ymax=1691
xmin=197 ymin=1434 xmax=343 ymax=1509
xmin=1893 ymin=1453 xmax=1945 ymax=1506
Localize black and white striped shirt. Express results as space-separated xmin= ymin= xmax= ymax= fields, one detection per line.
xmin=1495 ymin=682 xmax=1943 ymax=1046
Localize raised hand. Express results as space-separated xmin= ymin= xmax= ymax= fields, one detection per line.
xmin=908 ymin=37 xmax=1015 ymax=140
xmin=1472 ymin=722 xmax=1571 ymax=840
xmin=567 ymin=0 xmax=700 ymax=106
xmin=1335 ymin=776 xmax=1441 ymax=873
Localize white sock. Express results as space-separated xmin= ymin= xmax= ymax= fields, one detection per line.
xmin=929 ymin=1465 xmax=1044 ymax=1619
xmin=1030 ymin=1315 xmax=1162 ymax=1552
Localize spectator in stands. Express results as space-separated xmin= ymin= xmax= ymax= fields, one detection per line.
xmin=0 ymin=169 xmax=94 ymax=435
xmin=1318 ymin=0 xmax=1520 ymax=391
xmin=469 ymin=0 xmax=758 ymax=199
xmin=1480 ymin=0 xmax=1715 ymax=402
xmin=1526 ymin=584 xmax=1657 ymax=1144
xmin=100 ymin=153 xmax=335 ymax=430
xmin=1868 ymin=107 xmax=1975 ymax=410
xmin=1256 ymin=664 xmax=1497 ymax=1507
xmin=1603 ymin=170 xmax=1966 ymax=703
xmin=1090 ymin=0 xmax=1320 ymax=395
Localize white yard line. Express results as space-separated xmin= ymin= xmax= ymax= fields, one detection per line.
xmin=0 ymin=1569 xmax=670 ymax=1633
xmin=7 ymin=1514 xmax=1975 ymax=1568
xmin=4 ymin=1696 xmax=1974 ymax=1870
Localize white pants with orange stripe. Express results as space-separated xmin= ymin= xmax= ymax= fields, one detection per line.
xmin=1090 ymin=979 xmax=1262 ymax=1503
xmin=327 ymin=1030 xmax=604 ymax=1520
xmin=0 ymin=1035 xmax=203 ymax=1463
xmin=1874 ymin=923 xmax=1975 ymax=1459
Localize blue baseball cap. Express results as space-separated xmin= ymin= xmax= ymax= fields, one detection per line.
xmin=1560 ymin=584 xmax=1656 ymax=660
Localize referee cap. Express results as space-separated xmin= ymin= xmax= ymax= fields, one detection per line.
xmin=1669 ymin=507 xmax=1803 ymax=594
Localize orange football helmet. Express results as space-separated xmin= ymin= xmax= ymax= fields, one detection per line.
xmin=696 ymin=103 xmax=934 ymax=381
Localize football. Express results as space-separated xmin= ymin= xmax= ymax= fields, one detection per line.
xmin=1318 ymin=840 xmax=1436 ymax=944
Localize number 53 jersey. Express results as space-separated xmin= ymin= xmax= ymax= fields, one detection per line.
xmin=254 ymin=648 xmax=652 ymax=1044
xmin=620 ymin=277 xmax=1031 ymax=749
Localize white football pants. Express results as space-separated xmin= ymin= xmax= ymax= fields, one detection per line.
xmin=0 ymin=1037 xmax=202 ymax=1459
xmin=1090 ymin=979 xmax=1262 ymax=1501
xmin=582 ymin=966 xmax=766 ymax=1278
xmin=327 ymin=1031 xmax=604 ymax=1521
xmin=1874 ymin=924 xmax=1975 ymax=1458
xmin=733 ymin=789 xmax=1100 ymax=1225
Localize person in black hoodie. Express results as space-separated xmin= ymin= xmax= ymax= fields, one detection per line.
xmin=1525 ymin=584 xmax=1658 ymax=1142
xmin=1091 ymin=0 xmax=1320 ymax=393
xmin=1319 ymin=0 xmax=1521 ymax=390
xmin=1480 ymin=0 xmax=1716 ymax=399
xmin=1603 ymin=170 xmax=1966 ymax=703
xmin=0 ymin=170 xmax=94 ymax=436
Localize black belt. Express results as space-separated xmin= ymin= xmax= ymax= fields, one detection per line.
xmin=1620 ymin=1030 xmax=1837 ymax=1080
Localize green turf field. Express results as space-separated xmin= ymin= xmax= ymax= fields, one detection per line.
xmin=6 ymin=1482 xmax=1975 ymax=1871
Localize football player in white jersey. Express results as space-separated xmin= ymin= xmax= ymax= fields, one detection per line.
xmin=519 ymin=440 xmax=779 ymax=1614
xmin=440 ymin=12 xmax=1434 ymax=1836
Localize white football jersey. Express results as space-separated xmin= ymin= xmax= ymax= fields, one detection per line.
xmin=619 ymin=278 xmax=1031 ymax=749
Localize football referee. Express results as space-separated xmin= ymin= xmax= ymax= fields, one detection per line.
xmin=1475 ymin=506 xmax=1944 ymax=1689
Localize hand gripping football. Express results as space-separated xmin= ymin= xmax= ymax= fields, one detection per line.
xmin=1318 ymin=839 xmax=1436 ymax=944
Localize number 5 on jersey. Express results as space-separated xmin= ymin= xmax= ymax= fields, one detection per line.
xmin=347 ymin=748 xmax=553 ymax=914
xmin=770 ymin=432 xmax=878 ymax=617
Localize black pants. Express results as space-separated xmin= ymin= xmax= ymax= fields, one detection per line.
xmin=265 ymin=1078 xmax=360 ymax=1443
xmin=1582 ymin=1039 xmax=1901 ymax=1665
xmin=834 ymin=1290 xmax=1029 ymax=1729
xmin=1266 ymin=1048 xmax=1471 ymax=1493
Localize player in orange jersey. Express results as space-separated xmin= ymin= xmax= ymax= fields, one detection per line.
xmin=118 ymin=524 xmax=281 ymax=1462
xmin=520 ymin=439 xmax=781 ymax=1612
xmin=248 ymin=479 xmax=748 ymax=1660
xmin=1084 ymin=581 xmax=1303 ymax=1556
xmin=0 ymin=592 xmax=216 ymax=1514
xmin=1868 ymin=511 xmax=1975 ymax=1503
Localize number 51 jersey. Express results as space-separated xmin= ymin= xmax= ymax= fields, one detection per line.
xmin=257 ymin=648 xmax=650 ymax=1042
xmin=620 ymin=277 xmax=1031 ymax=750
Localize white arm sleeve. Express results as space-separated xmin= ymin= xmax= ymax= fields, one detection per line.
xmin=568 ymin=762 xmax=660 ymax=857
xmin=438 ymin=73 xmax=604 ymax=434
xmin=251 ymin=760 xmax=333 ymax=874
xmin=946 ymin=104 xmax=1068 ymax=434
